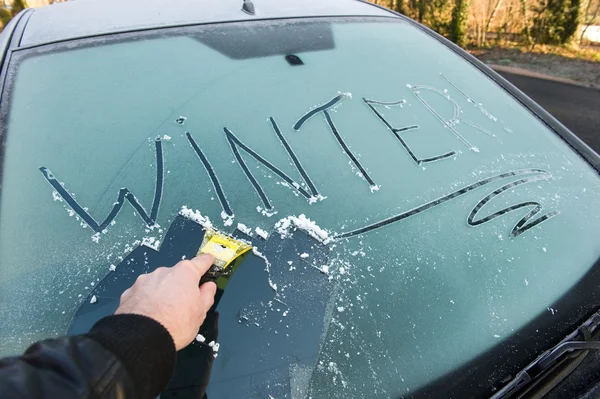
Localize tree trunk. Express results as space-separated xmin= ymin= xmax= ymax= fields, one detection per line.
xmin=580 ymin=1 xmax=600 ymax=42
xmin=502 ymin=2 xmax=514 ymax=43
xmin=521 ymin=0 xmax=532 ymax=44
xmin=485 ymin=0 xmax=504 ymax=34
xmin=419 ymin=0 xmax=426 ymax=21
xmin=481 ymin=2 xmax=488 ymax=44
xmin=450 ymin=0 xmax=471 ymax=46
xmin=530 ymin=0 xmax=548 ymax=49
xmin=395 ymin=0 xmax=408 ymax=14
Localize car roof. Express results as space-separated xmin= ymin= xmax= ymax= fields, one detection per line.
xmin=19 ymin=0 xmax=394 ymax=47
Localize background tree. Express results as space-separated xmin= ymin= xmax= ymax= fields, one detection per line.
xmin=532 ymin=0 xmax=582 ymax=44
xmin=579 ymin=0 xmax=600 ymax=42
xmin=520 ymin=0 xmax=534 ymax=44
xmin=450 ymin=0 xmax=471 ymax=45
xmin=1 ymin=0 xmax=28 ymax=30
xmin=11 ymin=0 xmax=27 ymax=15
xmin=369 ymin=0 xmax=600 ymax=48
xmin=0 ymin=7 xmax=12 ymax=28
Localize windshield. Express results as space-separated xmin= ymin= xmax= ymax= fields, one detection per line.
xmin=1 ymin=17 xmax=600 ymax=398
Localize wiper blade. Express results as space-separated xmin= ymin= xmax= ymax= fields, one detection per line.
xmin=491 ymin=309 xmax=600 ymax=399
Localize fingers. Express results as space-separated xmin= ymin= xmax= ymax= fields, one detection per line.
xmin=199 ymin=281 xmax=217 ymax=313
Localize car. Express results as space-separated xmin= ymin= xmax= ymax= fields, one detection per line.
xmin=0 ymin=0 xmax=599 ymax=397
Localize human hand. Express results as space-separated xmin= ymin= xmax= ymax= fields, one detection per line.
xmin=115 ymin=254 xmax=217 ymax=350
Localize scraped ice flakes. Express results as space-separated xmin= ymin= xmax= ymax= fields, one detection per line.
xmin=255 ymin=227 xmax=269 ymax=240
xmin=180 ymin=206 xmax=212 ymax=228
xmin=221 ymin=211 xmax=234 ymax=227
xmin=308 ymin=194 xmax=327 ymax=204
xmin=275 ymin=214 xmax=331 ymax=244
xmin=256 ymin=206 xmax=277 ymax=217
xmin=175 ymin=116 xmax=187 ymax=125
xmin=90 ymin=295 xmax=97 ymax=304
xmin=162 ymin=135 xmax=172 ymax=141
xmin=237 ymin=223 xmax=252 ymax=236
xmin=141 ymin=237 xmax=159 ymax=251
xmin=196 ymin=334 xmax=206 ymax=343
xmin=252 ymin=247 xmax=278 ymax=293
xmin=207 ymin=340 xmax=220 ymax=358
xmin=52 ymin=191 xmax=63 ymax=202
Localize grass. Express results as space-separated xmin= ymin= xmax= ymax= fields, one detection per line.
xmin=468 ymin=41 xmax=600 ymax=62
xmin=468 ymin=42 xmax=600 ymax=87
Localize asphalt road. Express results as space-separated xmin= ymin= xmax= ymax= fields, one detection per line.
xmin=494 ymin=68 xmax=600 ymax=155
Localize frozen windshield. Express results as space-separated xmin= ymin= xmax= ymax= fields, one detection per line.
xmin=1 ymin=17 xmax=600 ymax=398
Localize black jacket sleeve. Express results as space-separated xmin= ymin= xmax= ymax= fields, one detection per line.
xmin=0 ymin=314 xmax=177 ymax=399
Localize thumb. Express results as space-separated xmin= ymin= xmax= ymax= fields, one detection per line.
xmin=183 ymin=254 xmax=215 ymax=279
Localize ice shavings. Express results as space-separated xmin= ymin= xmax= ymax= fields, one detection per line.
xmin=256 ymin=206 xmax=278 ymax=217
xmin=308 ymin=194 xmax=327 ymax=204
xmin=255 ymin=227 xmax=269 ymax=240
xmin=269 ymin=280 xmax=278 ymax=291
xmin=221 ymin=211 xmax=234 ymax=227
xmin=91 ymin=233 xmax=101 ymax=243
xmin=90 ymin=295 xmax=97 ymax=304
xmin=141 ymin=237 xmax=159 ymax=251
xmin=196 ymin=333 xmax=206 ymax=343
xmin=162 ymin=135 xmax=172 ymax=141
xmin=274 ymin=214 xmax=332 ymax=244
xmin=252 ymin=247 xmax=278 ymax=293
xmin=237 ymin=223 xmax=252 ymax=236
xmin=52 ymin=191 xmax=63 ymax=202
xmin=175 ymin=116 xmax=187 ymax=125
xmin=109 ymin=264 xmax=117 ymax=272
xmin=180 ymin=206 xmax=213 ymax=229
xmin=208 ymin=340 xmax=220 ymax=359
xmin=325 ymin=361 xmax=348 ymax=388
xmin=369 ymin=185 xmax=380 ymax=193
xmin=340 ymin=92 xmax=352 ymax=100
xmin=300 ymin=253 xmax=309 ymax=259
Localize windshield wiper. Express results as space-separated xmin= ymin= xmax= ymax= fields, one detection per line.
xmin=491 ymin=309 xmax=600 ymax=399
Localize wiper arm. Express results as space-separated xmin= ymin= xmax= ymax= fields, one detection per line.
xmin=491 ymin=309 xmax=600 ymax=399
